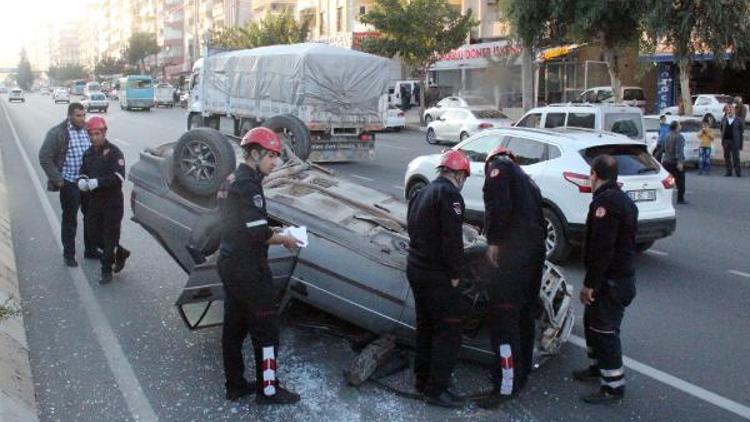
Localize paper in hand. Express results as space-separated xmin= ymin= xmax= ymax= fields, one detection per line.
xmin=281 ymin=225 xmax=308 ymax=248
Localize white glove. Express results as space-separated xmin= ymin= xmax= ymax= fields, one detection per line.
xmin=87 ymin=178 xmax=99 ymax=191
xmin=77 ymin=178 xmax=89 ymax=191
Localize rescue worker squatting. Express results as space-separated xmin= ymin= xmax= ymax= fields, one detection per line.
xmin=476 ymin=146 xmax=546 ymax=410
xmin=574 ymin=154 xmax=638 ymax=405
xmin=406 ymin=150 xmax=470 ymax=409
xmin=218 ymin=127 xmax=302 ymax=405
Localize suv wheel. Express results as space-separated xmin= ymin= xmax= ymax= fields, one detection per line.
xmin=425 ymin=128 xmax=438 ymax=144
xmin=543 ymin=208 xmax=571 ymax=264
xmin=406 ymin=179 xmax=427 ymax=200
xmin=459 ymin=132 xmax=469 ymax=142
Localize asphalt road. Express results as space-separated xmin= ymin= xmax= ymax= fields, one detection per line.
xmin=1 ymin=93 xmax=749 ymax=421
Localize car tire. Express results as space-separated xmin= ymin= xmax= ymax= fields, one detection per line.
xmin=188 ymin=113 xmax=203 ymax=130
xmin=426 ymin=128 xmax=438 ymax=144
xmin=424 ymin=114 xmax=433 ymax=124
xmin=406 ymin=179 xmax=427 ymax=200
xmin=704 ymin=114 xmax=716 ymax=128
xmin=261 ymin=114 xmax=311 ymax=161
xmin=173 ymin=128 xmax=236 ymax=197
xmin=635 ymin=240 xmax=655 ymax=253
xmin=459 ymin=132 xmax=469 ymax=142
xmin=543 ymin=208 xmax=571 ymax=264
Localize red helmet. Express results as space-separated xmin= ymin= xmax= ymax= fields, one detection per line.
xmin=240 ymin=127 xmax=283 ymax=155
xmin=85 ymin=116 xmax=107 ymax=132
xmin=437 ymin=150 xmax=470 ymax=176
xmin=486 ymin=146 xmax=515 ymax=163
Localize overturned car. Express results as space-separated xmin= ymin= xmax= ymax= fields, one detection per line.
xmin=128 ymin=122 xmax=574 ymax=365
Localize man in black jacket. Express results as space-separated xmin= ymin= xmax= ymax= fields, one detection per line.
xmin=720 ymin=104 xmax=744 ymax=177
xmin=476 ymin=146 xmax=546 ymax=410
xmin=406 ymin=150 xmax=470 ymax=408
xmin=38 ymin=103 xmax=96 ymax=267
xmin=574 ymin=155 xmax=638 ymax=405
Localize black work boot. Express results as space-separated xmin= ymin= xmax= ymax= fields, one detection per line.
xmin=64 ymin=256 xmax=78 ymax=267
xmin=255 ymin=384 xmax=301 ymax=405
xmin=581 ymin=387 xmax=624 ymax=405
xmin=113 ymin=246 xmax=130 ymax=274
xmin=225 ymin=379 xmax=256 ymax=401
xmin=424 ymin=389 xmax=464 ymax=409
xmin=572 ymin=366 xmax=599 ymax=383
xmin=99 ymin=272 xmax=113 ymax=285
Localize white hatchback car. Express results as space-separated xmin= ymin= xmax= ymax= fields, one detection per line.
xmin=53 ymin=88 xmax=70 ymax=104
xmin=82 ymin=92 xmax=109 ymax=113
xmin=405 ymin=127 xmax=677 ymax=263
xmin=426 ymin=108 xmax=513 ymax=144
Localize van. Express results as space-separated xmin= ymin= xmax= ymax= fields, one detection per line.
xmin=580 ymin=86 xmax=646 ymax=110
xmin=515 ymin=103 xmax=646 ymax=144
xmin=389 ymin=80 xmax=420 ymax=107
xmin=118 ymin=75 xmax=154 ymax=111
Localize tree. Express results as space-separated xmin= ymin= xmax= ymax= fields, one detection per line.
xmin=208 ymin=10 xmax=312 ymax=50
xmin=15 ymin=49 xmax=34 ymax=90
xmin=567 ymin=0 xmax=645 ymax=103
xmin=643 ymin=0 xmax=750 ymax=115
xmin=48 ymin=63 xmax=88 ymax=84
xmin=124 ymin=32 xmax=160 ymax=73
xmin=360 ymin=0 xmax=476 ymax=122
xmin=94 ymin=56 xmax=126 ymax=76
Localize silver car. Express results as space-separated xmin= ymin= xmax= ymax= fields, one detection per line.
xmin=53 ymin=88 xmax=70 ymax=104
xmin=8 ymin=89 xmax=24 ymax=103
xmin=82 ymin=92 xmax=109 ymax=113
xmin=426 ymin=108 xmax=513 ymax=144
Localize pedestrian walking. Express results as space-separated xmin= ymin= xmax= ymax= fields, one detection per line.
xmin=720 ymin=105 xmax=743 ymax=177
xmin=414 ymin=83 xmax=421 ymax=106
xmin=38 ymin=103 xmax=97 ymax=267
xmin=77 ymin=116 xmax=130 ymax=284
xmin=574 ymin=154 xmax=637 ymax=405
xmin=475 ymin=147 xmax=546 ymax=410
xmin=218 ymin=127 xmax=301 ymax=405
xmin=406 ymin=150 xmax=470 ymax=408
xmin=400 ymin=84 xmax=410 ymax=111
xmin=734 ymin=96 xmax=746 ymax=124
xmin=652 ymin=115 xmax=669 ymax=162
xmin=662 ymin=121 xmax=688 ymax=204
xmin=697 ymin=120 xmax=714 ymax=175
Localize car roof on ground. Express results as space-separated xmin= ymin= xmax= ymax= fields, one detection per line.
xmin=477 ymin=126 xmax=642 ymax=149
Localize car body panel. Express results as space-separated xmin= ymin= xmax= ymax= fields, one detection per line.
xmin=427 ymin=107 xmax=512 ymax=144
xmin=644 ymin=115 xmax=702 ymax=162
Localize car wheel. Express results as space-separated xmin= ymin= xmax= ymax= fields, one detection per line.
xmin=407 ymin=179 xmax=427 ymax=200
xmin=173 ymin=128 xmax=236 ymax=197
xmin=543 ymin=208 xmax=571 ymax=264
xmin=424 ymin=114 xmax=433 ymax=124
xmin=188 ymin=113 xmax=203 ymax=130
xmin=636 ymin=240 xmax=655 ymax=253
xmin=262 ymin=114 xmax=311 ymax=161
xmin=704 ymin=114 xmax=716 ymax=128
xmin=459 ymin=132 xmax=470 ymax=142
xmin=425 ymin=128 xmax=438 ymax=144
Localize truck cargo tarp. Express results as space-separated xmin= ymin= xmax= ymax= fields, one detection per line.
xmin=202 ymin=43 xmax=390 ymax=124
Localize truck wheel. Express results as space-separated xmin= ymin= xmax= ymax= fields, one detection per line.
xmin=543 ymin=208 xmax=571 ymax=264
xmin=262 ymin=114 xmax=311 ymax=161
xmin=188 ymin=113 xmax=203 ymax=130
xmin=173 ymin=128 xmax=236 ymax=197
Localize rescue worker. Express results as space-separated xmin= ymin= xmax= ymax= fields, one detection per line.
xmin=77 ymin=116 xmax=130 ymax=284
xmin=406 ymin=150 xmax=469 ymax=408
xmin=476 ymin=146 xmax=546 ymax=409
xmin=218 ymin=127 xmax=301 ymax=405
xmin=573 ymin=154 xmax=637 ymax=405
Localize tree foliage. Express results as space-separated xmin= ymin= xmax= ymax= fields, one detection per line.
xmin=359 ymin=0 xmax=476 ymax=70
xmin=94 ymin=55 xmax=126 ymax=76
xmin=208 ymin=10 xmax=312 ymax=50
xmin=124 ymin=32 xmax=160 ymax=72
xmin=499 ymin=0 xmax=569 ymax=52
xmin=48 ymin=63 xmax=88 ymax=84
xmin=15 ymin=49 xmax=34 ymax=90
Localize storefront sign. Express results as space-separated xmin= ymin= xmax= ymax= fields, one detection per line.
xmin=656 ymin=63 xmax=674 ymax=111
xmin=316 ymin=32 xmax=380 ymax=51
xmin=430 ymin=41 xmax=521 ymax=71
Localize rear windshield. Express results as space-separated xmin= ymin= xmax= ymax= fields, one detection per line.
xmin=624 ymin=89 xmax=645 ymax=101
xmin=11 ymin=90 xmax=21 ymax=94
xmin=582 ymin=145 xmax=659 ymax=176
xmin=91 ymin=94 xmax=106 ymax=100
xmin=604 ymin=113 xmax=643 ymax=139
xmin=471 ymin=110 xmax=508 ymax=119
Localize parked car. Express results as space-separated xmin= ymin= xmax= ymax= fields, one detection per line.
xmin=127 ymin=125 xmax=575 ymax=366
xmin=389 ymin=80 xmax=421 ymax=108
xmin=579 ymin=86 xmax=646 ymax=110
xmin=423 ymin=96 xmax=497 ymax=123
xmin=53 ymin=88 xmax=70 ymax=104
xmin=426 ymin=108 xmax=514 ymax=144
xmin=8 ymin=89 xmax=25 ymax=103
xmin=81 ymin=92 xmax=109 ymax=113
xmin=383 ymin=108 xmax=405 ymax=131
xmin=515 ymin=103 xmax=646 ymax=144
xmin=660 ymin=94 xmax=747 ymax=127
xmin=644 ymin=115 xmax=701 ymax=164
xmin=406 ymin=127 xmax=677 ymax=263
xmin=40 ymin=87 xmax=51 ymax=96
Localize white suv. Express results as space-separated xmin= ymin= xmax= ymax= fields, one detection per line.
xmin=404 ymin=127 xmax=677 ymax=263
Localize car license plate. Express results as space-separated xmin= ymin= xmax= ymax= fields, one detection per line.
xmin=627 ymin=189 xmax=656 ymax=202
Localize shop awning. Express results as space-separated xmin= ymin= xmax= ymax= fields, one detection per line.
xmin=538 ymin=44 xmax=581 ymax=62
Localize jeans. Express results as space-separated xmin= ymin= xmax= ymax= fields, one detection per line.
xmin=722 ymin=141 xmax=741 ymax=176
xmin=698 ymin=147 xmax=711 ymax=172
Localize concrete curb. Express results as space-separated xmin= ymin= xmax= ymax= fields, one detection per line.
xmin=0 ymin=108 xmax=40 ymax=421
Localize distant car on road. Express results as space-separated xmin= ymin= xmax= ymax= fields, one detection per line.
xmin=8 ymin=89 xmax=25 ymax=103
xmin=425 ymin=107 xmax=512 ymax=144
xmin=644 ymin=115 xmax=701 ymax=164
xmin=40 ymin=87 xmax=51 ymax=96
xmin=423 ymin=95 xmax=497 ymax=123
xmin=406 ymin=127 xmax=677 ymax=263
xmin=579 ymin=86 xmax=647 ymax=110
xmin=53 ymin=88 xmax=70 ymax=104
xmin=82 ymin=92 xmax=109 ymax=113
xmin=154 ymin=82 xmax=176 ymax=108
xmin=383 ymin=108 xmax=405 ymax=131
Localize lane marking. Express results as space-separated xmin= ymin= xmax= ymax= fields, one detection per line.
xmin=111 ymin=137 xmax=132 ymax=147
xmin=728 ymin=270 xmax=750 ymax=279
xmin=646 ymin=249 xmax=669 ymax=256
xmin=350 ymin=174 xmax=374 ymax=182
xmin=569 ymin=335 xmax=750 ymax=420
xmin=1 ymin=101 xmax=158 ymax=421
xmin=378 ymin=144 xmax=410 ymax=151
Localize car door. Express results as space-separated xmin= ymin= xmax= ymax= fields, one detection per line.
xmin=693 ymin=96 xmax=711 ymax=117
xmin=449 ymin=109 xmax=470 ymax=141
xmin=455 ymin=132 xmax=507 ymax=216
xmin=432 ymin=109 xmax=453 ymax=140
xmin=439 ymin=109 xmax=459 ymax=141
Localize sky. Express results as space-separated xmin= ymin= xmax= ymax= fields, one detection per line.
xmin=0 ymin=0 xmax=90 ymax=67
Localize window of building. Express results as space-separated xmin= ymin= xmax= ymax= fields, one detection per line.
xmin=359 ymin=5 xmax=366 ymax=16
xmin=336 ymin=7 xmax=343 ymax=32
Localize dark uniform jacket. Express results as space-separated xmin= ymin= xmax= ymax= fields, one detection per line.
xmin=482 ymin=156 xmax=546 ymax=250
xmin=79 ymin=140 xmax=125 ymax=203
xmin=720 ymin=116 xmax=744 ymax=151
xmin=219 ymin=164 xmax=275 ymax=294
xmin=407 ymin=176 xmax=465 ymax=279
xmin=583 ymin=180 xmax=638 ymax=293
xmin=38 ymin=119 xmax=72 ymax=190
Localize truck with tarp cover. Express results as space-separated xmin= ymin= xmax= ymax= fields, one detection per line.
xmin=186 ymin=43 xmax=390 ymax=162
